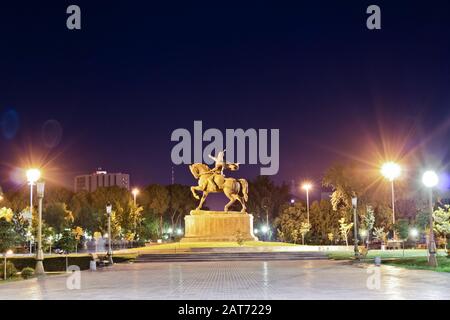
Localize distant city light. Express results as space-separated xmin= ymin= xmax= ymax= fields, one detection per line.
xmin=167 ymin=228 xmax=173 ymax=234
xmin=290 ymin=199 xmax=295 ymax=204
xmin=176 ymin=228 xmax=183 ymax=235
xmin=381 ymin=162 xmax=401 ymax=181
xmin=422 ymin=170 xmax=439 ymax=188
xmin=261 ymin=225 xmax=269 ymax=234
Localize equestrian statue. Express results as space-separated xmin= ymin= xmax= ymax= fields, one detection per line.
xmin=189 ymin=150 xmax=248 ymax=212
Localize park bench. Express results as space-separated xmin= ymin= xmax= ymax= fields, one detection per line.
xmin=90 ymin=253 xmax=111 ymax=267
xmin=386 ymin=240 xmax=403 ymax=250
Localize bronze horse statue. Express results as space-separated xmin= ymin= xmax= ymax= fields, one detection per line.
xmin=189 ymin=163 xmax=248 ymax=212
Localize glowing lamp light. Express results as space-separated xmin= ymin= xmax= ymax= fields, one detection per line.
xmin=254 ymin=229 xmax=259 ymax=235
xmin=381 ymin=162 xmax=401 ymax=181
xmin=261 ymin=225 xmax=269 ymax=234
xmin=302 ymin=183 xmax=312 ymax=191
xmin=6 ymin=250 xmax=13 ymax=255
xmin=360 ymin=229 xmax=368 ymax=237
xmin=290 ymin=199 xmax=295 ymax=204
xmin=167 ymin=228 xmax=173 ymax=234
xmin=422 ymin=170 xmax=439 ymax=188
xmin=26 ymin=169 xmax=41 ymax=184
xmin=176 ymin=228 xmax=183 ymax=235
xmin=132 ymin=188 xmax=140 ymax=196
xmin=409 ymin=228 xmax=419 ymax=238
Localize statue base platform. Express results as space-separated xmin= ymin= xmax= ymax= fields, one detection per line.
xmin=181 ymin=210 xmax=258 ymax=242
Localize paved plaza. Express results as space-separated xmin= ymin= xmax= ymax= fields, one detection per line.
xmin=1 ymin=260 xmax=449 ymax=300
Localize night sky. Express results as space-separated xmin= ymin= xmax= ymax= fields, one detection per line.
xmin=1 ymin=1 xmax=450 ymax=198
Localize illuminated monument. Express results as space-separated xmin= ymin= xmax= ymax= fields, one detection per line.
xmin=181 ymin=151 xmax=258 ymax=242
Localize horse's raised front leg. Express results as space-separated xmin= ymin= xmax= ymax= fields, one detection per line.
xmin=196 ymin=192 xmax=209 ymax=210
xmin=191 ymin=186 xmax=201 ymax=200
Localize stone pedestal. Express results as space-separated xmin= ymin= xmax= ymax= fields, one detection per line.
xmin=181 ymin=210 xmax=258 ymax=242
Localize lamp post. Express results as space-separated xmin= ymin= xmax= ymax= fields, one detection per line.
xmin=381 ymin=162 xmax=401 ymax=240
xmin=3 ymin=250 xmax=13 ymax=280
xmin=26 ymin=169 xmax=40 ymax=257
xmin=48 ymin=235 xmax=53 ymax=254
xmin=35 ymin=181 xmax=45 ymax=276
xmin=352 ymin=196 xmax=359 ymax=258
xmin=106 ymin=202 xmax=113 ymax=264
xmin=422 ymin=170 xmax=439 ymax=267
xmin=132 ymin=188 xmax=139 ymax=207
xmin=302 ymin=183 xmax=312 ymax=225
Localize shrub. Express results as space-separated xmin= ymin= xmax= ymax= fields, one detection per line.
xmin=235 ymin=230 xmax=244 ymax=246
xmin=21 ymin=267 xmax=34 ymax=279
xmin=0 ymin=261 xmax=17 ymax=279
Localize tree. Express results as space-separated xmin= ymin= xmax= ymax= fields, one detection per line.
xmin=433 ymin=205 xmax=450 ymax=251
xmin=300 ymin=222 xmax=311 ymax=245
xmin=362 ymin=205 xmax=375 ymax=247
xmin=339 ymin=217 xmax=353 ymax=247
xmin=144 ymin=185 xmax=170 ymax=236
xmin=291 ymin=229 xmax=299 ymax=244
xmin=394 ymin=219 xmax=410 ymax=240
xmin=327 ymin=232 xmax=334 ymax=244
xmin=274 ymin=202 xmax=306 ymax=243
xmin=43 ymin=202 xmax=74 ymax=233
xmin=0 ymin=209 xmax=17 ymax=253
xmin=373 ymin=227 xmax=387 ymax=244
xmin=56 ymin=229 xmax=76 ymax=253
xmin=247 ymin=176 xmax=290 ymax=226
xmin=167 ymin=184 xmax=196 ymax=230
xmin=72 ymin=226 xmax=84 ymax=253
xmin=70 ymin=191 xmax=99 ymax=233
xmin=323 ymin=162 xmax=397 ymax=233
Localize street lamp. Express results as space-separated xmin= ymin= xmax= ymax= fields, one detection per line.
xmin=132 ymin=188 xmax=139 ymax=206
xmin=48 ymin=235 xmax=53 ymax=254
xmin=422 ymin=170 xmax=439 ymax=267
xmin=381 ymin=162 xmax=401 ymax=239
xmin=3 ymin=250 xmax=13 ymax=280
xmin=35 ymin=181 xmax=45 ymax=276
xmin=26 ymin=168 xmax=41 ymax=221
xmin=352 ymin=196 xmax=359 ymax=258
xmin=302 ymin=183 xmax=312 ymax=224
xmin=106 ymin=202 xmax=113 ymax=264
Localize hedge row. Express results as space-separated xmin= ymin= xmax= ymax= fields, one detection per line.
xmin=7 ymin=254 xmax=136 ymax=272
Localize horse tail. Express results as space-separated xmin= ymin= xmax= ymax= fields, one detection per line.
xmin=239 ymin=179 xmax=248 ymax=202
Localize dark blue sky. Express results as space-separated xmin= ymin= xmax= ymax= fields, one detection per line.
xmin=1 ymin=1 xmax=450 ymax=196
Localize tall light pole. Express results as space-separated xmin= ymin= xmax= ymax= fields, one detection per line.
xmin=106 ymin=202 xmax=113 ymax=264
xmin=35 ymin=181 xmax=45 ymax=276
xmin=3 ymin=250 xmax=13 ymax=280
xmin=302 ymin=183 xmax=312 ymax=225
xmin=26 ymin=169 xmax=40 ymax=256
xmin=381 ymin=162 xmax=401 ymax=240
xmin=132 ymin=188 xmax=139 ymax=206
xmin=422 ymin=170 xmax=439 ymax=267
xmin=352 ymin=196 xmax=359 ymax=258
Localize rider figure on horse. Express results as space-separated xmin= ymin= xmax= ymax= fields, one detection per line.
xmin=206 ymin=150 xmax=226 ymax=189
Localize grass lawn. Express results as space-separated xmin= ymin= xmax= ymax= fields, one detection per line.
xmin=124 ymin=241 xmax=298 ymax=253
xmin=328 ymin=249 xmax=450 ymax=272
